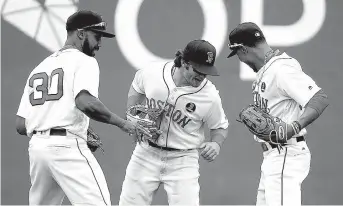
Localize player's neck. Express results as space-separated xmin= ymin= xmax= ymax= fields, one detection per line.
xmin=254 ymin=46 xmax=274 ymax=72
xmin=62 ymin=39 xmax=82 ymax=53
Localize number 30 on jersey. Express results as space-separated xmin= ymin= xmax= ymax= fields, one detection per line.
xmin=29 ymin=68 xmax=64 ymax=106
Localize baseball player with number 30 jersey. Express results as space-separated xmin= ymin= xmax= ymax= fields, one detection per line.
xmin=119 ymin=40 xmax=229 ymax=205
xmin=15 ymin=10 xmax=147 ymax=205
xmin=227 ymin=22 xmax=329 ymax=206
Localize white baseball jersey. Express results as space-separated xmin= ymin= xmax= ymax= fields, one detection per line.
xmin=17 ymin=48 xmax=100 ymax=140
xmin=252 ymin=52 xmax=321 ymax=142
xmin=131 ymin=61 xmax=229 ymax=149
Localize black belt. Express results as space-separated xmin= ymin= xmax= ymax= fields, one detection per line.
xmin=33 ymin=128 xmax=67 ymax=136
xmin=147 ymin=141 xmax=192 ymax=152
xmin=262 ymin=136 xmax=305 ymax=151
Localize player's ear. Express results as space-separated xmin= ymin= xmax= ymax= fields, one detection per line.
xmin=77 ymin=29 xmax=85 ymax=40
xmin=181 ymin=60 xmax=189 ymax=70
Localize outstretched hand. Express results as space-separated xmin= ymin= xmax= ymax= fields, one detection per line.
xmin=121 ymin=120 xmax=152 ymax=143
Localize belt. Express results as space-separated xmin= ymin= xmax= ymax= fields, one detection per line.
xmin=33 ymin=128 xmax=67 ymax=136
xmin=261 ymin=136 xmax=305 ymax=152
xmin=147 ymin=141 xmax=192 ymax=152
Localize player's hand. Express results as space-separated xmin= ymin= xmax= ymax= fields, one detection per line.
xmin=121 ymin=120 xmax=152 ymax=143
xmin=200 ymin=142 xmax=220 ymax=162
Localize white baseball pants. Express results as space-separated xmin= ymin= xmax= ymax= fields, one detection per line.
xmin=119 ymin=142 xmax=200 ymax=206
xmin=256 ymin=141 xmax=311 ymax=206
xmin=28 ymin=133 xmax=111 ymax=206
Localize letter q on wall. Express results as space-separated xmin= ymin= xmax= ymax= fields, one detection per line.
xmin=114 ymin=0 xmax=228 ymax=71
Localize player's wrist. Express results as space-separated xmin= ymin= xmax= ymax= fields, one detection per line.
xmin=291 ymin=121 xmax=302 ymax=134
xmin=110 ymin=114 xmax=126 ymax=129
xmin=211 ymin=140 xmax=222 ymax=149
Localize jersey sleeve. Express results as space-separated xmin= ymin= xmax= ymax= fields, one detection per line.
xmin=204 ymin=90 xmax=229 ymax=130
xmin=74 ymin=57 xmax=100 ymax=98
xmin=131 ymin=68 xmax=145 ymax=94
xmin=17 ymin=79 xmax=32 ymax=118
xmin=276 ymin=64 xmax=321 ymax=107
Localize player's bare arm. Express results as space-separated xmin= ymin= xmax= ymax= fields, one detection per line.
xmin=76 ymin=90 xmax=126 ymax=126
xmin=280 ymin=89 xmax=329 ymax=140
xmin=210 ymin=127 xmax=229 ymax=147
xmin=200 ymin=127 xmax=228 ymax=162
xmin=76 ymin=89 xmax=151 ymax=137
xmin=296 ymin=89 xmax=329 ymax=133
xmin=127 ymin=85 xmax=146 ymax=109
xmin=15 ymin=116 xmax=27 ymax=136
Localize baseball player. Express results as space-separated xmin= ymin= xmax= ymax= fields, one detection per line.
xmin=227 ymin=22 xmax=329 ymax=206
xmin=119 ymin=40 xmax=229 ymax=205
xmin=15 ymin=10 xmax=150 ymax=205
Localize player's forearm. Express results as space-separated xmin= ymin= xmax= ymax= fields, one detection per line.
xmin=297 ymin=89 xmax=329 ymax=130
xmin=297 ymin=107 xmax=325 ymax=131
xmin=76 ymin=91 xmax=126 ymax=128
xmin=210 ymin=127 xmax=228 ymax=148
xmin=84 ymin=100 xmax=125 ymax=127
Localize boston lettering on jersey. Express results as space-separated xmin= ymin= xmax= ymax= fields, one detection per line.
xmin=253 ymin=92 xmax=268 ymax=110
xmin=252 ymin=80 xmax=269 ymax=112
xmin=146 ymin=97 xmax=192 ymax=128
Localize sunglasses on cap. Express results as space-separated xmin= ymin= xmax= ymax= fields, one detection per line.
xmin=228 ymin=43 xmax=244 ymax=50
xmin=227 ymin=43 xmax=244 ymax=58
xmin=79 ymin=22 xmax=107 ymax=30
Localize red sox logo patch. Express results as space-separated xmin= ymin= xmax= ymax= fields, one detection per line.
xmin=186 ymin=102 xmax=196 ymax=113
xmin=206 ymin=52 xmax=214 ymax=64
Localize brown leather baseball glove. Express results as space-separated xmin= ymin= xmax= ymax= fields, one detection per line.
xmin=237 ymin=104 xmax=290 ymax=145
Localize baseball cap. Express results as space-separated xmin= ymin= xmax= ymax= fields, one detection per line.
xmin=227 ymin=22 xmax=265 ymax=58
xmin=183 ymin=40 xmax=219 ymax=76
xmin=66 ymin=10 xmax=115 ymax=38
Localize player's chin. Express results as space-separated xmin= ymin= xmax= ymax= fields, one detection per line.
xmin=192 ymin=79 xmax=203 ymax=87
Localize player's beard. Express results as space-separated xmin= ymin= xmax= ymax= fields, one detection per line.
xmin=82 ymin=38 xmax=95 ymax=57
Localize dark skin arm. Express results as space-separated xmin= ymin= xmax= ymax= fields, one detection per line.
xmin=75 ymin=90 xmax=126 ymax=127
xmin=286 ymin=89 xmax=329 ymax=139
xmin=16 ymin=90 xmax=151 ymax=138
xmin=75 ymin=90 xmax=151 ymax=136
xmin=297 ymin=89 xmax=329 ymax=129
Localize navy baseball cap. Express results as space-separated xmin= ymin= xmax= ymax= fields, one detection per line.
xmin=66 ymin=10 xmax=115 ymax=38
xmin=183 ymin=40 xmax=219 ymax=76
xmin=227 ymin=22 xmax=265 ymax=58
